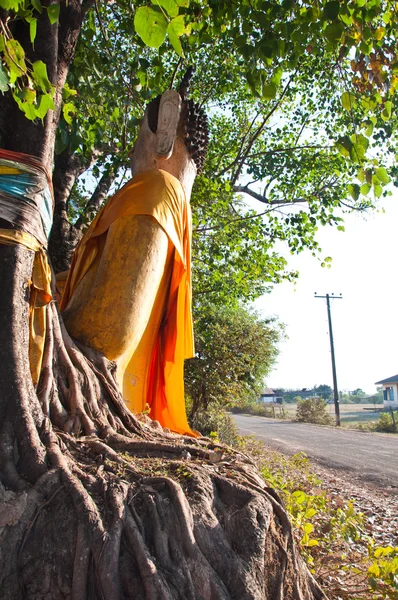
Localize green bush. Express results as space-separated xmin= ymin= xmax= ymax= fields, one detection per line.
xmin=375 ymin=411 xmax=398 ymax=433
xmin=296 ymin=397 xmax=333 ymax=425
xmin=189 ymin=407 xmax=239 ymax=446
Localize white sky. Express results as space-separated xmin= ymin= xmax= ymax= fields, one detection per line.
xmin=253 ymin=192 xmax=398 ymax=395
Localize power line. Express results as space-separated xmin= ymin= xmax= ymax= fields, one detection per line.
xmin=314 ymin=292 xmax=342 ymax=426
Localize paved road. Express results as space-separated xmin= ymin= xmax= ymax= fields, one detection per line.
xmin=233 ymin=414 xmax=398 ymax=489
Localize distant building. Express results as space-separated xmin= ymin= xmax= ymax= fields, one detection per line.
xmin=258 ymin=388 xmax=283 ymax=404
xmin=375 ymin=375 xmax=398 ymax=410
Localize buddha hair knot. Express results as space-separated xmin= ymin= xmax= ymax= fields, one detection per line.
xmin=179 ymin=67 xmax=209 ymax=173
xmin=146 ymin=67 xmax=209 ymax=173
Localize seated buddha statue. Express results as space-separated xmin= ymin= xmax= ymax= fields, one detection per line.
xmin=60 ymin=69 xmax=209 ymax=436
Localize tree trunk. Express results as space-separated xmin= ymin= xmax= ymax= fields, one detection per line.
xmin=0 ymin=5 xmax=327 ymax=599
xmin=49 ymin=152 xmax=116 ymax=273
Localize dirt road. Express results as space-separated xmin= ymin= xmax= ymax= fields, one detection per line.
xmin=233 ymin=414 xmax=398 ymax=490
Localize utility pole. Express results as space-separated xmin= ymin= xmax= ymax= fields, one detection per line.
xmin=314 ymin=293 xmax=342 ymax=426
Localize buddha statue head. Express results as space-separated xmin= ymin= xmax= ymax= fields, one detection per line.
xmin=129 ymin=67 xmax=209 ymax=197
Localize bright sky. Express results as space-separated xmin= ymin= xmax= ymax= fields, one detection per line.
xmin=253 ymin=193 xmax=398 ymax=395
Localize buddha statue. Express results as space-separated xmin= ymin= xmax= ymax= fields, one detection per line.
xmin=60 ymin=69 xmax=209 ymax=436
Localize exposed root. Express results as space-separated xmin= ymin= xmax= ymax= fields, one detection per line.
xmin=0 ymin=243 xmax=327 ymax=599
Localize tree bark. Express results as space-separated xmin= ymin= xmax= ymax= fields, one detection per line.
xmin=49 ymin=151 xmax=116 ymax=273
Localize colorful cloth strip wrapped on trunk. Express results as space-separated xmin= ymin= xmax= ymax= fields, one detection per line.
xmin=0 ymin=149 xmax=54 ymax=384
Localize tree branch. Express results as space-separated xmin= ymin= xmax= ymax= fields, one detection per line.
xmin=74 ymin=170 xmax=116 ymax=231
xmin=231 ymin=76 xmax=294 ymax=185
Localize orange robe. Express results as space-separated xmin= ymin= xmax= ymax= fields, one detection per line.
xmin=61 ymin=169 xmax=196 ymax=436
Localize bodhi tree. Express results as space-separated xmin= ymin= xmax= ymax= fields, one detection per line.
xmin=0 ymin=1 xmax=397 ymax=599
xmin=40 ymin=0 xmax=398 ymax=302
xmin=0 ymin=2 xmax=329 ymax=599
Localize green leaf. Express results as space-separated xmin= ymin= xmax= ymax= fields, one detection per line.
xmin=336 ymin=136 xmax=352 ymax=158
xmin=31 ymin=0 xmax=42 ymax=12
xmin=363 ymin=119 xmax=374 ymax=136
xmin=303 ymin=522 xmax=314 ymax=535
xmin=167 ymin=14 xmax=186 ymax=36
xmin=29 ymin=17 xmax=37 ymax=43
xmin=62 ymin=82 xmax=77 ymax=99
xmin=381 ymin=100 xmax=392 ymax=121
xmin=12 ymin=91 xmax=37 ymax=121
xmin=0 ymin=0 xmax=21 ymax=8
xmin=291 ymin=490 xmax=307 ymax=504
xmin=341 ymin=91 xmax=356 ymax=111
xmin=46 ymin=3 xmax=60 ymax=25
xmin=349 ymin=134 xmax=369 ymax=162
xmin=62 ymin=101 xmax=76 ymax=124
xmin=375 ymin=167 xmax=390 ymax=185
xmin=4 ymin=39 xmax=27 ymax=82
xmin=348 ymin=183 xmax=360 ymax=200
xmin=324 ymin=22 xmax=344 ymax=44
xmin=134 ymin=6 xmax=168 ymax=48
xmin=32 ymin=60 xmax=52 ymax=93
xmin=167 ymin=20 xmax=184 ymax=56
xmin=0 ymin=62 xmax=9 ymax=93
xmin=323 ymin=1 xmax=339 ymax=20
xmin=368 ymin=563 xmax=381 ymax=577
xmin=262 ymin=83 xmax=277 ymax=99
xmin=360 ymin=183 xmax=371 ymax=195
xmin=167 ymin=15 xmax=187 ymax=56
xmin=36 ymin=92 xmax=55 ymax=119
xmin=374 ymin=184 xmax=383 ymax=198
xmin=154 ymin=0 xmax=179 ymax=18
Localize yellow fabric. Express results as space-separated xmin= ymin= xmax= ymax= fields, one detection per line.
xmin=0 ymin=166 xmax=21 ymax=175
xmin=0 ymin=228 xmax=52 ymax=385
xmin=61 ymin=169 xmax=196 ymax=436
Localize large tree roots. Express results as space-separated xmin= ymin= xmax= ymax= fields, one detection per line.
xmin=0 ymin=244 xmax=327 ymax=599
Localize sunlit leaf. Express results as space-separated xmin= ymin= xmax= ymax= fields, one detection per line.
xmin=0 ymin=63 xmax=9 ymax=93
xmin=62 ymin=102 xmax=76 ymax=124
xmin=375 ymin=167 xmax=390 ymax=185
xmin=32 ymin=60 xmax=53 ymax=93
xmin=36 ymin=92 xmax=55 ymax=119
xmin=341 ymin=91 xmax=356 ymax=111
xmin=134 ymin=6 xmax=168 ymax=48
xmin=154 ymin=0 xmax=179 ymax=18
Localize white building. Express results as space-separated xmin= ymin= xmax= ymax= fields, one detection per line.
xmin=258 ymin=388 xmax=283 ymax=404
xmin=375 ymin=375 xmax=398 ymax=410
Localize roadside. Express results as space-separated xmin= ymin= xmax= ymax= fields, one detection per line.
xmin=239 ymin=437 xmax=398 ymax=599
xmin=307 ymin=459 xmax=398 ymax=547
xmin=233 ymin=413 xmax=398 ymax=490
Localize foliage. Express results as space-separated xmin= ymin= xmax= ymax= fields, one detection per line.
xmin=185 ymin=304 xmax=282 ymax=417
xmin=188 ymin=404 xmax=239 ymax=446
xmin=375 ymin=411 xmax=398 ymax=433
xmin=230 ymin=401 xmax=286 ymax=419
xmin=296 ymin=397 xmax=334 ymax=425
xmin=3 ymin=0 xmax=398 ymax=307
xmin=232 ymin=441 xmax=398 ymax=600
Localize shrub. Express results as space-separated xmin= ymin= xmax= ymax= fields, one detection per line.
xmin=375 ymin=411 xmax=398 ymax=433
xmin=189 ymin=406 xmax=239 ymax=446
xmin=296 ymin=397 xmax=333 ymax=425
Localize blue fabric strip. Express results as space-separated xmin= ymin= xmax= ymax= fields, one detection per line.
xmin=0 ymin=161 xmax=53 ymax=239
